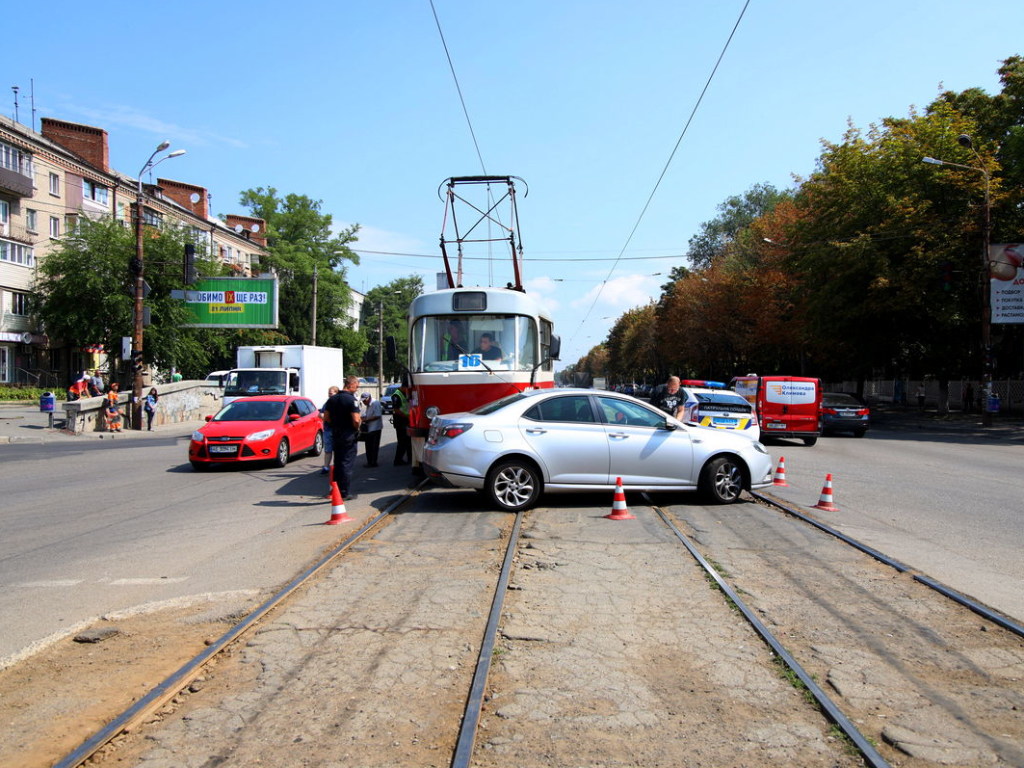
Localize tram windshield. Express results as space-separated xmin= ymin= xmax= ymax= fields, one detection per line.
xmin=410 ymin=315 xmax=538 ymax=372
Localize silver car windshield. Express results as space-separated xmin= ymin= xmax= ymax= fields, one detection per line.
xmin=410 ymin=314 xmax=537 ymax=372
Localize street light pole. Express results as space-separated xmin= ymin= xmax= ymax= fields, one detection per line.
xmin=132 ymin=142 xmax=185 ymax=429
xmin=378 ymin=300 xmax=384 ymax=401
xmin=310 ymin=262 xmax=318 ymax=346
xmin=923 ymin=141 xmax=993 ymax=425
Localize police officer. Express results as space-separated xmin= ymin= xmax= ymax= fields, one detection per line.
xmin=391 ymin=381 xmax=412 ymax=465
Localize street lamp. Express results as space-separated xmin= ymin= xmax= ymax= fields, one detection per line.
xmin=923 ymin=135 xmax=993 ymax=425
xmin=132 ymin=141 xmax=185 ymax=429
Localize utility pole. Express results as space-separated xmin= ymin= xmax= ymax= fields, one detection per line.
xmin=378 ymin=300 xmax=384 ymax=401
xmin=311 ymin=262 xmax=318 ymax=346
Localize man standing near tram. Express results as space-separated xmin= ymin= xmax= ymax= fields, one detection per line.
xmin=324 ymin=375 xmax=362 ymax=500
xmin=391 ymin=380 xmax=412 ymax=466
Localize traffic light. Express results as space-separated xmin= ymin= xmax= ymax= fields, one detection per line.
xmin=184 ymin=243 xmax=197 ymax=285
xmin=132 ymin=349 xmax=144 ymax=373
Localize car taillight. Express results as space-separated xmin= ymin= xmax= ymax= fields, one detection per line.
xmin=822 ymin=407 xmax=838 ymax=415
xmin=440 ymin=423 xmax=473 ymax=440
xmin=856 ymin=408 xmax=869 ymax=416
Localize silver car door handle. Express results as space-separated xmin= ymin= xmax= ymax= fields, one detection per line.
xmin=525 ymin=427 xmax=547 ymax=434
xmin=608 ymin=432 xmax=628 ymax=439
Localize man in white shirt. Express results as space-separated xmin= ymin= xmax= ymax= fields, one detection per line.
xmin=360 ymin=392 xmax=383 ymax=467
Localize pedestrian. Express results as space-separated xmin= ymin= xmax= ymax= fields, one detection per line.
xmin=916 ymin=384 xmax=926 ymax=411
xmin=319 ymin=385 xmax=340 ymax=475
xmin=651 ymin=376 xmax=686 ymax=419
xmin=360 ymin=392 xmax=383 ymax=467
xmin=962 ymin=382 xmax=974 ymax=413
xmin=106 ymin=382 xmax=120 ymax=408
xmin=391 ymin=381 xmax=412 ymax=465
xmin=323 ymin=375 xmax=361 ymax=500
xmin=88 ymin=369 xmax=105 ymax=397
xmin=104 ymin=399 xmax=123 ymax=432
xmin=144 ymin=387 xmax=159 ymax=431
xmin=67 ymin=373 xmax=90 ymax=401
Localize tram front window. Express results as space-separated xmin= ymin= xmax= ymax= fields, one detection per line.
xmin=411 ymin=315 xmax=537 ymax=372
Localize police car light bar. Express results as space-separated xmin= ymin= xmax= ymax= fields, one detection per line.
xmin=680 ymin=379 xmax=726 ymax=389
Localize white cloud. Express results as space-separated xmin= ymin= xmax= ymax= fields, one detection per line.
xmin=62 ymin=101 xmax=248 ymax=149
xmin=571 ymin=273 xmax=659 ymax=315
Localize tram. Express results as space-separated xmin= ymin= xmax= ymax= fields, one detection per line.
xmin=399 ymin=176 xmax=561 ymax=470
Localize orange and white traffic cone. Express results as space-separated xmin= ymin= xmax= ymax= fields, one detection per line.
xmin=772 ymin=456 xmax=789 ymax=486
xmin=605 ymin=477 xmax=635 ymax=520
xmin=326 ymin=481 xmax=352 ymax=525
xmin=812 ymin=473 xmax=838 ymax=512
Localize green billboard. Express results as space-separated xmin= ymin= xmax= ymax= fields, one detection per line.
xmin=178 ymin=277 xmax=279 ymax=328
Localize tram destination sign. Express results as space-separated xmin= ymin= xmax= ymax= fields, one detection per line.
xmin=173 ymin=277 xmax=279 ymax=328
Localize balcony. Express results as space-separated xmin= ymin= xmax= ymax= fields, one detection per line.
xmin=0 ymin=165 xmax=33 ymax=198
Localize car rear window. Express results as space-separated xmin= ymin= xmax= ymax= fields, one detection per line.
xmin=472 ymin=392 xmax=526 ymax=415
xmin=823 ymin=393 xmax=861 ymax=407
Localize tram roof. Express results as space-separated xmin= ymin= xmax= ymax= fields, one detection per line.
xmin=409 ymin=287 xmax=553 ymax=321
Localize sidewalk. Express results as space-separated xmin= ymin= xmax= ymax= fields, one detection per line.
xmin=870 ymin=404 xmax=1024 ymax=440
xmin=0 ymin=401 xmax=201 ymax=444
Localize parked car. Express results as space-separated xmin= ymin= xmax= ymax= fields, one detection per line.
xmin=381 ymin=383 xmax=401 ymax=414
xmin=188 ymin=395 xmax=324 ymax=470
xmin=730 ymin=374 xmax=822 ymax=446
xmin=678 ymin=380 xmax=760 ymax=440
xmin=422 ymin=388 xmax=774 ymax=511
xmin=821 ymin=392 xmax=870 ymax=437
xmin=204 ymin=370 xmax=230 ymax=387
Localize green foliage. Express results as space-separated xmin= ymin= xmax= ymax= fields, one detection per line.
xmin=0 ymin=386 xmax=46 ymax=401
xmin=362 ymin=276 xmax=424 ymax=381
xmin=34 ymin=216 xmax=227 ymax=380
xmin=237 ymin=187 xmax=361 ymax=363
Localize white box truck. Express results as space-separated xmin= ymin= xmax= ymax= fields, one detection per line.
xmin=222 ymin=345 xmax=344 ymax=405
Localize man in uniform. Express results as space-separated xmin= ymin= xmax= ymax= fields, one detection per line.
xmin=324 ymin=375 xmax=362 ymax=499
xmin=391 ymin=381 xmax=412 ymax=465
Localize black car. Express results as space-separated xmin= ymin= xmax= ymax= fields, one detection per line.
xmin=380 ymin=383 xmax=401 ymax=414
xmin=821 ymin=392 xmax=870 ymax=437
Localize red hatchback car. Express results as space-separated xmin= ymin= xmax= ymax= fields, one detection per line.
xmin=189 ymin=395 xmax=324 ymax=470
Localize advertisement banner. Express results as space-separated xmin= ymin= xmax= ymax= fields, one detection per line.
xmin=990 ymin=244 xmax=1024 ymax=324
xmin=178 ymin=277 xmax=279 ymax=328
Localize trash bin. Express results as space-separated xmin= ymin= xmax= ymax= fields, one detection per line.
xmin=987 ymin=393 xmax=1001 ymax=413
xmin=40 ymin=391 xmax=56 ymax=413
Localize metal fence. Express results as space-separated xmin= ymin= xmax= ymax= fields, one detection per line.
xmin=823 ymin=378 xmax=1024 ymax=415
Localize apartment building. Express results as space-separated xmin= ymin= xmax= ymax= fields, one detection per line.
xmin=0 ymin=114 xmax=268 ymax=386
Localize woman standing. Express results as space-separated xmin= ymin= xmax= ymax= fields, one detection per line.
xmin=319 ymin=386 xmax=340 ymax=475
xmin=144 ymin=388 xmax=159 ymax=431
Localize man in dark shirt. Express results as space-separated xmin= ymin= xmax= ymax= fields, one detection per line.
xmin=324 ymin=375 xmax=362 ymax=499
xmin=473 ymin=332 xmax=502 ymax=361
xmin=651 ymin=376 xmax=685 ymax=420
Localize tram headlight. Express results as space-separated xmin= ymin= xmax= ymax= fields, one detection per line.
xmin=425 ymin=405 xmax=441 ymax=420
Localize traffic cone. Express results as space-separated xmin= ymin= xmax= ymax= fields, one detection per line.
xmin=772 ymin=456 xmax=789 ymax=486
xmin=325 ymin=481 xmax=352 ymax=525
xmin=812 ymin=473 xmax=838 ymax=512
xmin=605 ymin=477 xmax=635 ymax=520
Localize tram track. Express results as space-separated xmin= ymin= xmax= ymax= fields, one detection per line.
xmin=652 ymin=491 xmax=1024 ymax=768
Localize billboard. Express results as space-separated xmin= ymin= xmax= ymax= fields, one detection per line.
xmin=990 ymin=244 xmax=1024 ymax=324
xmin=177 ymin=277 xmax=279 ymax=328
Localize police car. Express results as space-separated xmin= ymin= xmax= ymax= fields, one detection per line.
xmin=678 ymin=380 xmax=760 ymax=440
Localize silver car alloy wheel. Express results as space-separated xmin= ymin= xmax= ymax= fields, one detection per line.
xmin=710 ymin=457 xmax=743 ymax=503
xmin=491 ymin=462 xmax=538 ymax=510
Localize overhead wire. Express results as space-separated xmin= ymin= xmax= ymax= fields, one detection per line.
xmin=567 ymin=0 xmax=752 ymax=352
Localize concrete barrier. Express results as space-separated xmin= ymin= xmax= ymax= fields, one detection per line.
xmin=62 ymin=382 xmax=223 ymax=435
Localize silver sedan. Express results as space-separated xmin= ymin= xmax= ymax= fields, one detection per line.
xmin=422 ymin=388 xmax=774 ymax=511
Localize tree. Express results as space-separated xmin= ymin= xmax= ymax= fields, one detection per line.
xmin=363 ymin=276 xmax=424 ymax=382
xmin=237 ymin=187 xmax=362 ymax=362
xmin=35 ymin=216 xmax=224 ymax=383
xmin=684 ymin=182 xmax=792 ymax=271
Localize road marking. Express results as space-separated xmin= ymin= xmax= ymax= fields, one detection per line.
xmin=107 ymin=577 xmax=189 ymax=586
xmin=19 ymin=580 xmax=83 ymax=588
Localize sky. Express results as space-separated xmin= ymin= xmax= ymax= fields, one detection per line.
xmin=6 ymin=1 xmax=1024 ymax=368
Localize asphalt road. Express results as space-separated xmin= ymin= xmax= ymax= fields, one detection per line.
xmin=1 ymin=416 xmax=1021 ymax=670
xmin=763 ymin=424 xmax=1024 ymax=623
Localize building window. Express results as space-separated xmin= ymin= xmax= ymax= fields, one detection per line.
xmin=49 ymin=216 xmax=60 ymax=237
xmin=49 ymin=172 xmax=60 ymax=196
xmin=142 ymin=208 xmax=162 ymax=227
xmin=82 ymin=179 xmax=109 ymax=204
xmin=0 ymin=141 xmax=33 ymax=177
xmin=11 ymin=292 xmax=29 ymax=316
xmin=0 ymin=200 xmax=8 ymax=227
xmin=26 ymin=209 xmax=37 ymax=231
xmin=0 ymin=240 xmax=34 ymax=266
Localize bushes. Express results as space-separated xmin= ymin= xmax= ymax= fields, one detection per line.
xmin=0 ymin=386 xmax=48 ymax=402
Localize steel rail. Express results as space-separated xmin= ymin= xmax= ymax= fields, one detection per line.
xmin=53 ymin=487 xmax=423 ymax=768
xmin=450 ymin=510 xmax=524 ymax=768
xmin=752 ymin=490 xmax=1024 ymax=639
xmin=647 ymin=499 xmax=892 ymax=768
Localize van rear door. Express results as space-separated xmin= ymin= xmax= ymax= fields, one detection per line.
xmin=757 ymin=377 xmax=821 ymax=444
